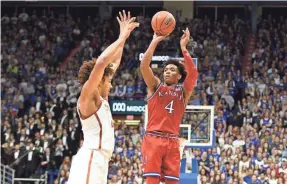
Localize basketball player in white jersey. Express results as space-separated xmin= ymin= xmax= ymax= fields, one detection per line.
xmin=68 ymin=11 xmax=139 ymax=184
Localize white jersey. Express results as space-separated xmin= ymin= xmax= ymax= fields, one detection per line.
xmin=68 ymin=98 xmax=114 ymax=184
xmin=77 ymin=98 xmax=115 ymax=157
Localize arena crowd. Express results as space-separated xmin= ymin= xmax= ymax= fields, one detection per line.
xmin=1 ymin=7 xmax=287 ymax=184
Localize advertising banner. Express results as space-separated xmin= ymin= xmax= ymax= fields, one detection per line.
xmin=138 ymin=52 xmax=197 ymax=67
xmin=110 ymin=100 xmax=146 ymax=115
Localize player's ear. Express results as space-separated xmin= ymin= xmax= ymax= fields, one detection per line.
xmin=177 ymin=74 xmax=182 ymax=81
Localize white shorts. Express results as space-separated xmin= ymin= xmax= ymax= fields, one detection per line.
xmin=68 ymin=147 xmax=110 ymax=184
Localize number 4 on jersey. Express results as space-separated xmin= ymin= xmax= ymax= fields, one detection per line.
xmin=165 ymin=100 xmax=174 ymax=114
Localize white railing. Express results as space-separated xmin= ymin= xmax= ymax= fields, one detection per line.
xmin=0 ymin=163 xmax=48 ymax=184
xmin=14 ymin=172 xmax=48 ymax=184
xmin=1 ymin=163 xmax=15 ymax=184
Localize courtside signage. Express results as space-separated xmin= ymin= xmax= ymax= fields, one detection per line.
xmin=138 ymin=53 xmax=197 ymax=64
xmin=139 ymin=53 xmax=170 ymax=61
xmin=110 ymin=100 xmax=146 ymax=115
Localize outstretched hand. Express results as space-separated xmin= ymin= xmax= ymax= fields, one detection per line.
xmin=152 ymin=32 xmax=167 ymax=43
xmin=117 ymin=10 xmax=140 ymax=39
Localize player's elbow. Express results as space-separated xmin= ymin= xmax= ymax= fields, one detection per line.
xmin=186 ymin=66 xmax=198 ymax=76
xmin=96 ymin=57 xmax=106 ymax=65
xmin=184 ymin=77 xmax=197 ymax=92
xmin=192 ymin=68 xmax=199 ymax=78
xmin=140 ymin=61 xmax=148 ymax=72
xmin=186 ymin=70 xmax=199 ymax=83
xmin=194 ymin=70 xmax=199 ymax=79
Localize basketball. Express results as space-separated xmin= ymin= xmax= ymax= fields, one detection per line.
xmin=151 ymin=11 xmax=176 ymax=36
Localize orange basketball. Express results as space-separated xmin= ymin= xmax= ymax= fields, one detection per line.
xmin=151 ymin=11 xmax=176 ymax=36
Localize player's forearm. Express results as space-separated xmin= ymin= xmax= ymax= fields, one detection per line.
xmin=97 ymin=37 xmax=127 ymax=67
xmin=111 ymin=46 xmax=124 ymax=71
xmin=140 ymin=41 xmax=158 ymax=69
xmin=182 ymin=47 xmax=198 ymax=91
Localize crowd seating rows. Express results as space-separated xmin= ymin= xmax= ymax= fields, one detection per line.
xmin=1 ymin=8 xmax=287 ymax=184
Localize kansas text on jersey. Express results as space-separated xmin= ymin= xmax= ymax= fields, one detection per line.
xmin=146 ymin=83 xmax=185 ymax=135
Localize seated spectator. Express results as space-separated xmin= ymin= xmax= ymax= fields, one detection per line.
xmin=126 ymin=80 xmax=136 ymax=100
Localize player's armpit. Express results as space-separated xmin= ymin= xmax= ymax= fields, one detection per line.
xmin=78 ymin=83 xmax=102 ymax=117
xmin=182 ymin=49 xmax=198 ymax=102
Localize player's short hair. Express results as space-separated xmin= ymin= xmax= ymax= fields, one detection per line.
xmin=163 ymin=59 xmax=187 ymax=83
xmin=78 ymin=59 xmax=114 ymax=85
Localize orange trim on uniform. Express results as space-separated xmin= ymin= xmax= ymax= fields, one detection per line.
xmin=78 ymin=108 xmax=94 ymax=120
xmin=86 ymin=151 xmax=94 ymax=184
xmin=77 ymin=101 xmax=102 ymax=120
xmin=95 ymin=113 xmax=102 ymax=149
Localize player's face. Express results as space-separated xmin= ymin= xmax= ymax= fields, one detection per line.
xmin=100 ymin=75 xmax=113 ymax=97
xmin=163 ymin=64 xmax=181 ymax=85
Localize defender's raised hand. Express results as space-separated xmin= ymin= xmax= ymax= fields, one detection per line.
xmin=117 ymin=10 xmax=139 ymax=39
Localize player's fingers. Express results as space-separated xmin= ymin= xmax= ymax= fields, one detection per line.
xmin=182 ymin=30 xmax=187 ymax=37
xmin=128 ymin=11 xmax=131 ymax=20
xmin=116 ymin=17 xmax=121 ymax=24
xmin=129 ymin=23 xmax=140 ymax=31
xmin=123 ymin=10 xmax=126 ymax=21
xmin=186 ymin=27 xmax=190 ymax=37
xmin=160 ymin=35 xmax=166 ymax=40
xmin=181 ymin=31 xmax=186 ymax=37
xmin=133 ymin=22 xmax=140 ymax=27
xmin=128 ymin=17 xmax=136 ymax=24
xmin=119 ymin=11 xmax=123 ymax=21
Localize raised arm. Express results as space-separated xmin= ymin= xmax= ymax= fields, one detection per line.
xmin=180 ymin=28 xmax=199 ymax=103
xmin=140 ymin=33 xmax=165 ymax=93
xmin=110 ymin=46 xmax=124 ymax=73
xmin=83 ymin=11 xmax=139 ymax=96
xmin=87 ymin=37 xmax=126 ymax=89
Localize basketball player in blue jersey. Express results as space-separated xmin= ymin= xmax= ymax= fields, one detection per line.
xmin=68 ymin=11 xmax=139 ymax=184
